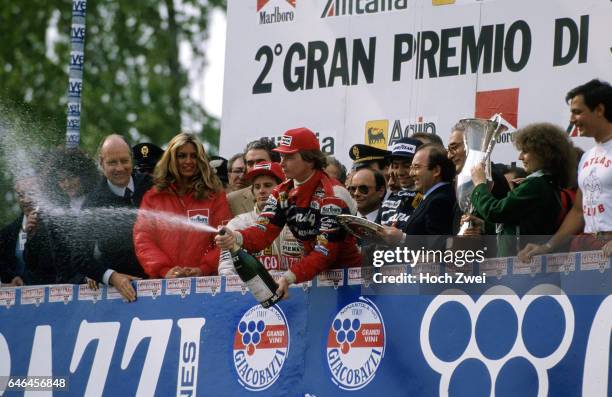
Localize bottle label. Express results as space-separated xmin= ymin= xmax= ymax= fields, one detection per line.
xmin=245 ymin=275 xmax=274 ymax=303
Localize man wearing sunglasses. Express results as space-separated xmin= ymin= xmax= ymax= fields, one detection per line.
xmin=348 ymin=168 xmax=386 ymax=222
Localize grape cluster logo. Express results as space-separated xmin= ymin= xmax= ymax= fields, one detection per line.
xmin=233 ymin=305 xmax=290 ymax=391
xmin=420 ymin=284 xmax=574 ymax=396
xmin=326 ymin=297 xmax=386 ymax=390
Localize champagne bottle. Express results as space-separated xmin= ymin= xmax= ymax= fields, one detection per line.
xmin=220 ymin=229 xmax=282 ymax=308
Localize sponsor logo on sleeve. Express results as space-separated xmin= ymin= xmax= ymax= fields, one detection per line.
xmin=266 ymin=196 xmax=278 ymax=207
xmin=321 ymin=204 xmax=342 ymax=216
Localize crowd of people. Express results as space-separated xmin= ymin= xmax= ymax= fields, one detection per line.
xmin=1 ymin=79 xmax=611 ymax=301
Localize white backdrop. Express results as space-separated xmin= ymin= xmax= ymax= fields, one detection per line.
xmin=220 ymin=0 xmax=612 ymax=167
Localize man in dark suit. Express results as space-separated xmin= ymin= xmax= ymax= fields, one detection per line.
xmin=0 ymin=176 xmax=56 ymax=286
xmin=378 ymin=144 xmax=456 ymax=249
xmin=0 ymin=216 xmax=26 ymax=286
xmin=73 ymin=134 xmax=151 ymax=301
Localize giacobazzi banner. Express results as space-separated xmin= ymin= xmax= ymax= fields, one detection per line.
xmin=220 ymin=0 xmax=612 ymax=165
xmin=0 ymin=251 xmax=611 ymax=396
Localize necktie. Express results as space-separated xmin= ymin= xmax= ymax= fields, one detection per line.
xmin=124 ymin=188 xmax=133 ymax=204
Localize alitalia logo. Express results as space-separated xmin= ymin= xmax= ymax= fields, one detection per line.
xmin=321 ymin=0 xmax=407 ymax=18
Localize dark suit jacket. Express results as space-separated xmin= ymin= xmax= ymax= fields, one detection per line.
xmin=0 ymin=214 xmax=57 ymax=285
xmin=0 ymin=217 xmax=21 ymax=283
xmin=402 ymin=183 xmax=456 ymax=250
xmin=73 ymin=174 xmax=152 ymax=282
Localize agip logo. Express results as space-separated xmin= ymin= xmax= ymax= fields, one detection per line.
xmin=367 ymin=117 xmax=439 ymax=147
xmin=233 ymin=305 xmax=290 ymax=391
xmin=326 ymin=297 xmax=386 ymax=390
xmin=364 ymin=120 xmax=389 ymax=149
xmin=257 ymin=0 xmax=296 ymax=25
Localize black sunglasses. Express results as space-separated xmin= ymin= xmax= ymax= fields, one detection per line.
xmin=348 ymin=185 xmax=374 ymax=194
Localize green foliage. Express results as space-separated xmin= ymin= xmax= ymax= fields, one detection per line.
xmin=0 ymin=0 xmax=226 ymax=225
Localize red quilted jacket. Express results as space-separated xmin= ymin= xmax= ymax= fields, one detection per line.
xmin=134 ymin=185 xmax=231 ymax=278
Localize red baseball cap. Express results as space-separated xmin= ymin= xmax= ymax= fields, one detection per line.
xmin=246 ymin=162 xmax=285 ymax=183
xmin=273 ymin=127 xmax=320 ymax=154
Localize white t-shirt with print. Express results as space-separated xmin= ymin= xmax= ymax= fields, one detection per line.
xmin=578 ymin=140 xmax=612 ymax=233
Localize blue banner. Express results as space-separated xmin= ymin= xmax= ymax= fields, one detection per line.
xmin=0 ymin=252 xmax=610 ymax=396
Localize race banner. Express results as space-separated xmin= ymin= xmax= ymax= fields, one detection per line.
xmin=0 ymin=251 xmax=610 ymax=396
xmin=220 ymin=0 xmax=612 ymax=165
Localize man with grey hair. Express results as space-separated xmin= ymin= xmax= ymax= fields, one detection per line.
xmin=227 ymin=153 xmax=246 ymax=191
xmin=447 ymin=121 xmax=510 ymax=234
xmin=73 ymin=134 xmax=151 ymax=301
xmin=446 ymin=122 xmax=467 ymax=174
xmin=325 ymin=155 xmax=347 ymax=184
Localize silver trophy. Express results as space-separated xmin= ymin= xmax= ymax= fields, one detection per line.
xmin=456 ymin=114 xmax=508 ymax=235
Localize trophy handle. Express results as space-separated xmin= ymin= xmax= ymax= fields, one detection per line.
xmin=483 ymin=113 xmax=505 ymax=180
xmin=484 ymin=113 xmax=503 ymax=159
xmin=457 ymin=203 xmax=475 ymax=236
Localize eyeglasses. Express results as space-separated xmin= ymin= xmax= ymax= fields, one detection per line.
xmin=409 ymin=164 xmax=424 ymax=172
xmin=348 ymin=185 xmax=374 ymax=195
xmin=447 ymin=144 xmax=462 ymax=155
xmin=229 ymin=168 xmax=245 ymax=174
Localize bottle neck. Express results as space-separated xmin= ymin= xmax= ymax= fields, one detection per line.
xmin=229 ymin=243 xmax=241 ymax=254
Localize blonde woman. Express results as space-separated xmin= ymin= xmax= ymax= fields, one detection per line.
xmin=134 ymin=133 xmax=232 ymax=278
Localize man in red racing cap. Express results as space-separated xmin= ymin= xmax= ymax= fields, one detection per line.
xmin=216 ymin=127 xmax=361 ymax=298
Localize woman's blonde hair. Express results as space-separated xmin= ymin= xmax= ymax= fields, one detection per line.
xmin=153 ymin=132 xmax=222 ymax=199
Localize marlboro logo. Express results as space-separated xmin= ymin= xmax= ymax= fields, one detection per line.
xmin=280 ymin=135 xmax=293 ymax=147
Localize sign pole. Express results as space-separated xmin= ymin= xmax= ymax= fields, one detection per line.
xmin=65 ymin=0 xmax=87 ymax=148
